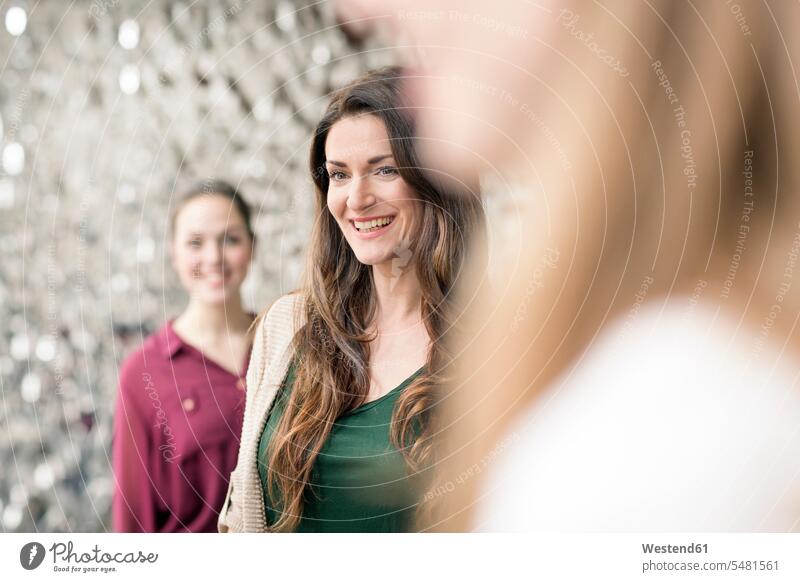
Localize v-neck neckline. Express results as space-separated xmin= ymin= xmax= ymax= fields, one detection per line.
xmin=167 ymin=318 xmax=253 ymax=378
xmin=349 ymin=365 xmax=425 ymax=415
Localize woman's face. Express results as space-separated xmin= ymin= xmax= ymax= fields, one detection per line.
xmin=325 ymin=114 xmax=421 ymax=268
xmin=171 ymin=194 xmax=253 ymax=305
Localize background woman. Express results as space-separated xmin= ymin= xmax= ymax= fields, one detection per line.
xmin=113 ymin=180 xmax=256 ymax=532
xmin=219 ymin=67 xmax=485 ymax=532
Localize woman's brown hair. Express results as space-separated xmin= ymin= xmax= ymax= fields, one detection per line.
xmin=263 ymin=66 xmax=487 ymax=531
xmin=170 ymin=179 xmax=255 ymax=242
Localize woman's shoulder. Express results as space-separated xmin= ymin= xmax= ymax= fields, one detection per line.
xmin=254 ymin=292 xmax=306 ymax=340
xmin=268 ymin=292 xmax=306 ymax=321
xmin=247 ymin=292 xmax=306 ymax=386
xmin=117 ymin=324 xmax=172 ymax=392
xmin=477 ymin=299 xmax=800 ymax=530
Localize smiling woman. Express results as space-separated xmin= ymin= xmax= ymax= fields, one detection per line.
xmin=219 ymin=67 xmax=487 ymax=533
xmin=112 ymin=179 xmax=256 ymax=533
xmin=324 ymin=114 xmax=420 ymax=264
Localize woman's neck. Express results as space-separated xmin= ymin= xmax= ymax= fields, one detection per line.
xmin=174 ymin=295 xmax=252 ymax=342
xmin=371 ymin=261 xmax=423 ymax=327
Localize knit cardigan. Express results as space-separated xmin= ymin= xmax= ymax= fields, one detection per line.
xmin=218 ymin=293 xmax=305 ymax=533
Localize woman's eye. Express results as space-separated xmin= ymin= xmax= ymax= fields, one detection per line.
xmin=328 ymin=170 xmax=347 ymax=181
xmin=189 ymin=239 xmax=202 ymax=248
xmin=377 ymin=166 xmax=398 ymax=176
xmin=224 ymin=235 xmax=241 ymax=245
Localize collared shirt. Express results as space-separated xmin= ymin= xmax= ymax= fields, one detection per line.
xmin=112 ymin=319 xmax=251 ymax=533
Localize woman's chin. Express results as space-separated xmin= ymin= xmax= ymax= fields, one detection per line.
xmin=352 ymin=251 xmax=394 ymax=267
xmin=192 ymin=287 xmax=238 ymax=305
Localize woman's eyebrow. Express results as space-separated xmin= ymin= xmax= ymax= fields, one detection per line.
xmin=367 ymin=154 xmax=393 ymax=164
xmin=325 ymin=153 xmax=394 ymax=167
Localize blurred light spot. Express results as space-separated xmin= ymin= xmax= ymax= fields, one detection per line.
xmin=209 ymin=82 xmax=227 ymax=102
xmin=5 ymin=6 xmax=26 ymax=37
xmin=136 ymin=237 xmax=155 ymax=263
xmin=3 ymin=505 xmax=22 ymax=529
xmin=35 ymin=336 xmax=56 ymax=362
xmin=21 ymin=373 xmax=41 ymax=403
xmin=2 ymin=142 xmax=25 ymax=175
xmin=196 ymin=54 xmax=214 ymax=77
xmin=117 ymin=183 xmax=136 ymax=204
xmin=119 ymin=64 xmax=140 ymax=95
xmin=0 ymin=179 xmax=14 ymax=208
xmin=248 ymin=159 xmax=266 ymax=179
xmin=88 ymin=477 xmax=111 ymax=500
xmin=312 ymin=44 xmax=331 ymax=65
xmin=34 ymin=463 xmax=54 ymax=490
xmin=10 ymin=333 xmax=29 ymax=360
xmin=253 ymin=97 xmax=273 ymax=122
xmin=111 ymin=273 xmax=130 ymax=293
xmin=275 ymin=2 xmax=296 ymax=32
xmin=118 ymin=19 xmax=140 ymax=50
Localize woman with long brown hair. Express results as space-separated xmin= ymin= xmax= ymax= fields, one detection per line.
xmin=219 ymin=66 xmax=485 ymax=532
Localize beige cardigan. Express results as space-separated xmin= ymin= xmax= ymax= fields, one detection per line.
xmin=218 ymin=293 xmax=305 ymax=532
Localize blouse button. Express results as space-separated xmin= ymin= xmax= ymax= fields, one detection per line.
xmin=236 ymin=378 xmax=246 ymax=391
xmin=182 ymin=397 xmax=196 ymax=412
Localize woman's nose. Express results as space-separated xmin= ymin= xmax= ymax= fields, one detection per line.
xmin=203 ymin=241 xmax=223 ymax=264
xmin=346 ymin=176 xmax=376 ymax=211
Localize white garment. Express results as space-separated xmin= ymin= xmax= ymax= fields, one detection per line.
xmin=476 ymin=300 xmax=800 ymax=531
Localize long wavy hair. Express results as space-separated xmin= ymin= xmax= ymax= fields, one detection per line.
xmin=264 ymin=67 xmax=487 ymax=531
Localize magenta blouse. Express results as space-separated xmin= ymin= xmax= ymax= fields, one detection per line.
xmin=112 ymin=320 xmax=250 ymax=532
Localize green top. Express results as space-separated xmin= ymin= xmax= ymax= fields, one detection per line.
xmin=257 ymin=362 xmax=426 ymax=532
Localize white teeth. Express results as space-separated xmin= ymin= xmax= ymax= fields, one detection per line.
xmin=354 ymin=216 xmax=393 ymax=231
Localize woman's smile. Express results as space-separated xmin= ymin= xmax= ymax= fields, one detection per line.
xmin=350 ymin=215 xmax=396 ymax=238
